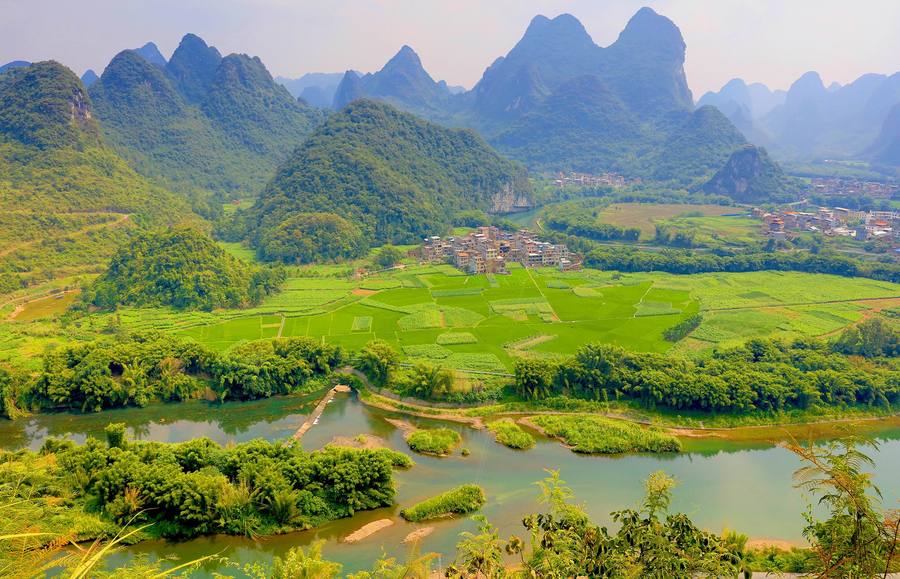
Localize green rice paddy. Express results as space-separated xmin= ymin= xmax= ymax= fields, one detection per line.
xmin=5 ymin=257 xmax=896 ymax=373
xmin=168 ymin=264 xmax=900 ymax=370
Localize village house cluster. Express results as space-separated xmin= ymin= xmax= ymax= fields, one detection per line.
xmin=754 ymin=206 xmax=899 ymax=242
xmin=553 ymin=171 xmax=635 ymax=189
xmin=416 ymin=226 xmax=582 ymax=274
xmin=809 ymin=178 xmax=898 ymax=199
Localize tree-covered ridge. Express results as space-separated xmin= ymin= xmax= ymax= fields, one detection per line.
xmin=644 ymin=106 xmax=748 ymax=187
xmin=703 ymin=144 xmax=802 ymax=202
xmin=492 ymin=75 xmax=648 ymax=173
xmin=165 ymin=33 xmax=222 ymax=104
xmin=90 ymin=35 xmax=321 ymax=201
xmin=0 ymin=142 xmax=191 ymax=223
xmin=89 ymin=49 xmax=263 ymax=201
xmin=0 ymin=61 xmax=200 ymax=294
xmin=0 ymin=61 xmax=101 ymax=150
xmin=202 ymin=53 xmax=322 ymax=157
xmin=85 ymin=227 xmax=284 ymax=311
xmin=245 ymin=99 xmax=532 ymax=248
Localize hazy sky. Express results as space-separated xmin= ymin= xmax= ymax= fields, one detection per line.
xmin=1 ymin=0 xmax=898 ymax=96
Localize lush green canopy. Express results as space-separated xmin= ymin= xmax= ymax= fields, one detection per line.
xmin=257 ymin=212 xmax=368 ymax=264
xmin=85 ymin=227 xmax=284 ymax=311
xmin=244 ymin=99 xmax=532 ymax=248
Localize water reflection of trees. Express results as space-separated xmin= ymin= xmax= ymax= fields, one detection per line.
xmin=2 ymin=397 xmax=316 ymax=449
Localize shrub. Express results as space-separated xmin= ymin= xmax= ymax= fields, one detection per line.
xmin=663 ymin=314 xmax=702 ymax=342
xmin=530 ymin=415 xmax=681 ymax=454
xmin=406 ymin=428 xmax=462 ymax=456
xmin=487 ymin=419 xmax=535 ymax=450
xmin=400 ymin=484 xmax=486 ymax=522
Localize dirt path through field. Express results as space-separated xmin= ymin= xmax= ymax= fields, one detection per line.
xmin=0 ymin=213 xmax=130 ymax=258
xmin=4 ymin=288 xmax=80 ymax=321
xmin=818 ymin=298 xmax=899 ymax=337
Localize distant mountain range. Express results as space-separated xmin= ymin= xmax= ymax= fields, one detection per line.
xmin=323 ymin=8 xmax=766 ymax=190
xmin=8 ymin=4 xmax=880 ymax=213
xmin=276 ymin=71 xmax=355 ymax=108
xmin=0 ymin=61 xmax=30 ymax=74
xmin=88 ymin=33 xmax=322 ymax=201
xmin=700 ymin=71 xmax=900 ymax=170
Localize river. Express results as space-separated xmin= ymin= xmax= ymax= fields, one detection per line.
xmin=2 ymin=392 xmax=898 ymax=576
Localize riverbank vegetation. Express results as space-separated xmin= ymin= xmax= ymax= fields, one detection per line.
xmin=486 ymin=418 xmax=535 ymax=449
xmin=529 ymin=415 xmax=681 ymax=454
xmin=406 ymin=427 xmax=462 ymax=456
xmin=0 ymin=427 xmax=405 ymax=547
xmin=17 ymin=332 xmax=342 ymax=413
xmin=514 ymin=325 xmax=900 ymax=416
xmin=0 ymin=440 xmax=900 ymax=579
xmin=400 ymin=484 xmax=486 ymax=522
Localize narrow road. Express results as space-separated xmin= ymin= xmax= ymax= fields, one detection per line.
xmin=0 ymin=213 xmax=130 ymax=258
xmin=703 ymin=295 xmax=900 ymax=312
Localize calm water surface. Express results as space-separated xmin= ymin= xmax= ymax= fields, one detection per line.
xmin=2 ymin=393 xmax=898 ymax=575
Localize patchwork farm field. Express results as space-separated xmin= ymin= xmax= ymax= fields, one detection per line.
xmin=167 ymin=263 xmax=899 ymax=372
xmin=179 ymin=264 xmax=700 ymax=371
xmin=3 ymin=253 xmax=897 ymax=372
xmin=597 ymin=203 xmax=742 ymax=237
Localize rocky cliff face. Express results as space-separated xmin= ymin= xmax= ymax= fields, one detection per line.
xmin=490 ymin=182 xmax=533 ymax=213
xmin=0 ymin=61 xmax=101 ymax=149
xmin=703 ymin=145 xmax=797 ymax=203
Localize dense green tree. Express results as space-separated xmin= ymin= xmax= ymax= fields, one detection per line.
xmin=513 ymin=359 xmax=557 ymax=400
xmin=788 ymin=439 xmax=900 ymax=577
xmin=832 ymin=318 xmax=900 ymax=358
xmin=18 ymin=434 xmax=403 ymax=540
xmin=257 ymin=212 xmax=368 ymax=264
xmin=85 ymin=227 xmax=284 ymax=311
xmin=374 ymin=245 xmax=404 ymax=269
xmin=356 ymin=340 xmax=400 ymax=386
xmin=582 ymin=244 xmax=900 ymax=284
xmin=407 ymin=363 xmax=453 ymax=399
xmin=25 ymin=333 xmax=341 ymax=412
xmin=512 ymin=337 xmax=899 ymax=414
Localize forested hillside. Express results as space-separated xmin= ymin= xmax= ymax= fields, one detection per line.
xmin=0 ymin=61 xmax=197 ymax=292
xmin=90 ymin=34 xmax=321 ymax=202
xmin=243 ymin=99 xmax=531 ymax=251
xmin=85 ymin=227 xmax=284 ymax=310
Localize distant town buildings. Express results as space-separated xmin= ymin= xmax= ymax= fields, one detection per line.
xmin=415 ymin=226 xmax=582 ymax=274
xmin=808 ymin=178 xmax=898 ymax=199
xmin=753 ymin=205 xmax=899 ymax=242
xmin=553 ymin=171 xmax=637 ymax=189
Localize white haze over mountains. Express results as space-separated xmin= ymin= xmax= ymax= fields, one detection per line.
xmin=1 ymin=0 xmax=898 ymax=97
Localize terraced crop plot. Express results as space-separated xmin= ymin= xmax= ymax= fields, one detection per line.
xmin=161 ymin=265 xmax=900 ymax=371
